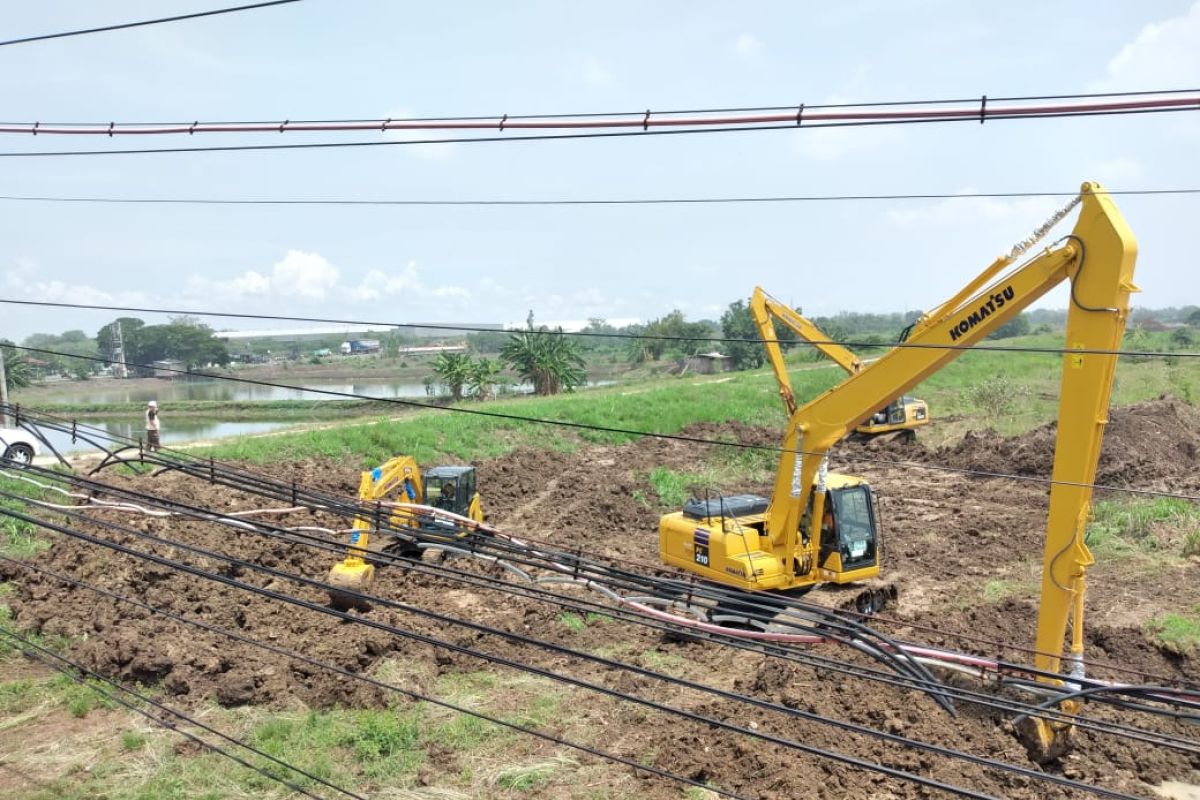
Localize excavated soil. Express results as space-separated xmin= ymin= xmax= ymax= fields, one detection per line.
xmin=3 ymin=397 xmax=1200 ymax=798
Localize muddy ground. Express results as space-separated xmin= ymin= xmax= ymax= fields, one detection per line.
xmin=3 ymin=398 xmax=1199 ymax=798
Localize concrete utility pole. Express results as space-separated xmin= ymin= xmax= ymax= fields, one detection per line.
xmin=0 ymin=346 xmax=9 ymax=427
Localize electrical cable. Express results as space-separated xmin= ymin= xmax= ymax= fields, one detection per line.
xmin=0 ymin=1 xmax=302 ymax=47
xmin=4 ymin=299 xmax=1198 ymax=360
xmin=0 ymin=556 xmax=753 ymax=800
xmin=0 ymin=503 xmax=1169 ymax=799
xmin=2 ymin=91 xmax=1198 ymax=135
xmin=0 ymin=505 xmax=1017 ymax=800
xmin=4 ymin=474 xmax=1197 ymax=755
xmin=3 ymin=559 xmax=1177 ymax=800
xmin=1 ymin=104 xmax=1199 ymax=158
xmin=0 ymin=628 xmax=343 ymax=800
xmin=14 ymin=454 xmax=1200 ymax=705
xmin=0 ymin=187 xmax=1197 ymax=208
xmin=8 ymin=87 xmax=1198 ymax=127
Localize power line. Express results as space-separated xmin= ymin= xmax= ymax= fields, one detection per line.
xmin=0 ymin=1 xmax=302 ymax=47
xmin=2 ymin=90 xmax=1198 ymax=136
xmin=0 ymin=628 xmax=344 ymax=800
xmin=6 ymin=346 xmax=1200 ymax=503
xmin=0 ymin=105 xmax=1197 ymax=158
xmin=13 ymin=455 xmax=1196 ymax=712
xmin=4 ymin=300 xmax=1199 ymax=360
xmin=0 ymin=498 xmax=1166 ymax=799
xmin=0 ymin=546 xmax=1168 ymax=800
xmin=0 ymin=503 xmax=1010 ymax=800
xmin=0 ymin=187 xmax=1197 ymax=208
xmin=0 ymin=556 xmax=750 ymax=800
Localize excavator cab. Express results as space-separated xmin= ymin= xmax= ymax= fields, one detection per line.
xmin=856 ymin=396 xmax=928 ymax=439
xmin=659 ymin=473 xmax=881 ymax=595
xmin=424 ymin=466 xmax=478 ymax=518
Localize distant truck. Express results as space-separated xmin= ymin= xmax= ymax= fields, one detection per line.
xmin=340 ymin=339 xmax=381 ymax=355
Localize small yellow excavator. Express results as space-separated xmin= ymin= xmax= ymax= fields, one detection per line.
xmin=327 ymin=456 xmax=484 ymax=609
xmin=750 ymin=287 xmax=929 ymax=439
xmin=661 ymin=182 xmax=1137 ymax=760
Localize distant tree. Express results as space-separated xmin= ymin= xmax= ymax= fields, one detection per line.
xmin=133 ymin=322 xmax=229 ymax=370
xmin=720 ymin=300 xmax=764 ymax=370
xmin=1171 ymin=327 xmax=1194 ymax=348
xmin=987 ymin=313 xmax=1031 ymax=340
xmin=97 ymin=317 xmax=146 ymax=362
xmin=59 ymin=329 xmax=89 ymax=343
xmin=501 ymin=324 xmax=586 ymax=395
xmin=1187 ymin=308 xmax=1200 ymax=327
xmin=432 ymin=352 xmax=474 ymax=401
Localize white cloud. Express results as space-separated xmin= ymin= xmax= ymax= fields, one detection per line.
xmin=733 ymin=33 xmax=764 ymax=58
xmin=793 ymin=77 xmax=902 ymax=161
xmin=2 ymin=261 xmax=149 ymax=307
xmin=1096 ymin=2 xmax=1200 ymax=89
xmin=272 ymin=251 xmax=339 ymax=299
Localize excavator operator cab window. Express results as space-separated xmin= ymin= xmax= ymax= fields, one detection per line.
xmin=437 ymin=480 xmax=458 ymax=511
xmin=819 ymin=486 xmax=878 ymax=571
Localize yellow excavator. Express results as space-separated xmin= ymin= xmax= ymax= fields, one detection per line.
xmin=327 ymin=456 xmax=484 ymax=609
xmin=660 ymin=182 xmax=1137 ymax=759
xmin=750 ymin=287 xmax=929 ymax=440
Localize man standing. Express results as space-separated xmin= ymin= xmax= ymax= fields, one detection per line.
xmin=145 ymin=400 xmax=161 ymax=452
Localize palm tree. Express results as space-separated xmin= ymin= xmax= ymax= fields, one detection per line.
xmin=501 ymin=326 xmax=586 ymax=396
xmin=1 ymin=342 xmax=34 ymax=393
xmin=468 ymin=357 xmax=502 ymax=401
xmin=431 ymin=352 xmax=473 ymax=401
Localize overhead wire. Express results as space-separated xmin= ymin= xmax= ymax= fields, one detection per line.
xmin=2 ymin=90 xmax=1198 ymax=136
xmin=0 ymin=187 xmax=1197 ymax=207
xmin=1 ymin=553 xmax=1178 ymax=800
xmin=0 ymin=498 xmax=1174 ymax=800
xmin=6 ymin=346 xmax=1200 ymax=506
xmin=4 ymin=299 xmax=1199 ymax=360
xmin=0 ymin=555 xmax=752 ymax=800
xmin=1 ymin=104 xmax=1199 ymax=157
xmin=0 ymin=502 xmax=1018 ymax=800
xmin=0 ymin=628 xmax=345 ymax=800
xmin=3 ymin=465 xmax=1197 ymax=753
xmin=0 ymin=1 xmax=302 ymax=47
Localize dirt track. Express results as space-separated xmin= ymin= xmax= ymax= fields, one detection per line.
xmin=3 ymin=398 xmax=1199 ymax=798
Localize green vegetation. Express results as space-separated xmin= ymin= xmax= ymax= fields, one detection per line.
xmin=1147 ymin=605 xmax=1200 ymax=654
xmin=502 ymin=322 xmax=587 ymax=395
xmin=1087 ymin=496 xmax=1200 ymax=559
xmin=496 ymin=756 xmax=575 ymax=791
xmin=0 ymin=475 xmax=51 ymax=558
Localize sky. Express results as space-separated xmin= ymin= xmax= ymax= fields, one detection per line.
xmin=1 ymin=0 xmax=1198 ymax=342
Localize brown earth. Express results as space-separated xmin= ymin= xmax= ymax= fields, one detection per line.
xmin=3 ymin=397 xmax=1200 ymax=798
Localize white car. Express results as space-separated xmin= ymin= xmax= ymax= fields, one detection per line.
xmin=0 ymin=426 xmax=40 ymax=466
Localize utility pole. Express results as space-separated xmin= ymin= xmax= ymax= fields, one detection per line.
xmin=0 ymin=345 xmax=9 ymax=428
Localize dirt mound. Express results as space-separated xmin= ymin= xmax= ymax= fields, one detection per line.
xmin=934 ymin=396 xmax=1200 ymax=490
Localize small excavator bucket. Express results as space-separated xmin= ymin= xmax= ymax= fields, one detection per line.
xmin=326 ymin=560 xmax=375 ymax=612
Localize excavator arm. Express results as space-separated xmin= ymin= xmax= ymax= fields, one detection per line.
xmin=772 ymin=183 xmax=1136 ymax=754
xmin=750 ymin=287 xmax=864 ymax=416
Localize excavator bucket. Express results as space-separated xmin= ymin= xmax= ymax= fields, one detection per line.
xmin=326 ymin=561 xmax=374 ymax=612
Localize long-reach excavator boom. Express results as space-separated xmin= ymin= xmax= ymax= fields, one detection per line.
xmin=750 ymin=288 xmax=928 ymax=437
xmin=659 ymin=182 xmax=1137 ymax=758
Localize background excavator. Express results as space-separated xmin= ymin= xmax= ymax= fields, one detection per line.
xmin=327 ymin=456 xmax=484 ymax=609
xmin=750 ymin=287 xmax=929 ymax=440
xmin=660 ymin=182 xmax=1137 ymax=760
